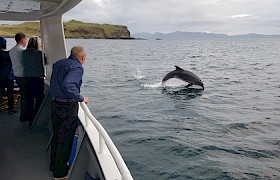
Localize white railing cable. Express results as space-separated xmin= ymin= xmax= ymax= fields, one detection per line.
xmin=79 ymin=102 xmax=133 ymax=180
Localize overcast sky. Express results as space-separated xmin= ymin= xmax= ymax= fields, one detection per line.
xmin=62 ymin=0 xmax=280 ymax=35
xmin=1 ymin=0 xmax=279 ymax=35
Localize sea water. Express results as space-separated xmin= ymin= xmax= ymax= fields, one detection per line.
xmin=8 ymin=38 xmax=280 ymax=179
xmin=69 ymin=38 xmax=280 ymax=180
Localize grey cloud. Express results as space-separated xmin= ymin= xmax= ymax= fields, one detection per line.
xmin=63 ymin=0 xmax=280 ymax=35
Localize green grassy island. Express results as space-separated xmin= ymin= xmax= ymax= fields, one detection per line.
xmin=0 ymin=20 xmax=133 ymax=39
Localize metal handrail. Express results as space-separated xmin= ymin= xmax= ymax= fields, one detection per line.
xmin=79 ymin=102 xmax=133 ymax=180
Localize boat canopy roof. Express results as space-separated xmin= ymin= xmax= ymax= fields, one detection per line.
xmin=0 ymin=0 xmax=81 ymax=21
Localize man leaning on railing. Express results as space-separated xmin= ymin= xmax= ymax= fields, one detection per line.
xmin=49 ymin=45 xmax=89 ymax=180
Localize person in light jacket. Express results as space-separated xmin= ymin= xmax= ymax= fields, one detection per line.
xmin=9 ymin=32 xmax=28 ymax=120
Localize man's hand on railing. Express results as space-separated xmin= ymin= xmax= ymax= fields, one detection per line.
xmin=84 ymin=96 xmax=89 ymax=104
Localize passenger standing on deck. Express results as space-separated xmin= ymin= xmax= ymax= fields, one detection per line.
xmin=9 ymin=32 xmax=28 ymax=121
xmin=22 ymin=36 xmax=45 ymax=126
xmin=0 ymin=37 xmax=17 ymax=114
xmin=50 ymin=46 xmax=88 ymax=179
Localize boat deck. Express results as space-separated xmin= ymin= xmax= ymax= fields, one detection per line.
xmin=0 ymin=109 xmax=53 ymax=180
xmin=0 ymin=89 xmax=132 ymax=180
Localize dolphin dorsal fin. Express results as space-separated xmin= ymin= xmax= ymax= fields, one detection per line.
xmin=175 ymin=65 xmax=184 ymax=71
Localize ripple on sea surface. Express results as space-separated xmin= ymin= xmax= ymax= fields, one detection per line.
xmin=66 ymin=39 xmax=280 ymax=180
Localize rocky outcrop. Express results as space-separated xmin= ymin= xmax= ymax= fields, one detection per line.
xmin=63 ymin=20 xmax=132 ymax=39
xmin=0 ymin=20 xmax=132 ymax=39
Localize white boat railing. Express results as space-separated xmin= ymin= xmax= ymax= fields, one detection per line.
xmin=79 ymin=102 xmax=133 ymax=180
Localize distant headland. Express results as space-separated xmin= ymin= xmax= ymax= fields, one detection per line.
xmin=0 ymin=20 xmax=133 ymax=39
xmin=2 ymin=20 xmax=279 ymax=40
xmin=132 ymin=31 xmax=280 ymax=40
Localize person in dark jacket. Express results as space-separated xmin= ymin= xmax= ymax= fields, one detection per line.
xmin=49 ymin=45 xmax=88 ymax=179
xmin=22 ymin=36 xmax=45 ymax=125
xmin=0 ymin=37 xmax=17 ymax=114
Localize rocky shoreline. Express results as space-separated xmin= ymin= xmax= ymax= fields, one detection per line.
xmin=0 ymin=20 xmax=133 ymax=39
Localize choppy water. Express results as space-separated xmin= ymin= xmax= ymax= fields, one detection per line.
xmin=69 ymin=39 xmax=280 ymax=180
xmin=9 ymin=38 xmax=280 ymax=179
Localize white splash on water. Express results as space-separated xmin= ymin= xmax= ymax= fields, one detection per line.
xmin=141 ymin=82 xmax=163 ymax=88
xmin=132 ymin=68 xmax=146 ymax=80
xmin=141 ymin=79 xmax=189 ymax=88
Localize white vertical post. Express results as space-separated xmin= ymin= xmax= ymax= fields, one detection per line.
xmin=40 ymin=15 xmax=67 ymax=81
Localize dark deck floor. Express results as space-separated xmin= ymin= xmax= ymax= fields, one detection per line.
xmin=0 ymin=110 xmax=53 ymax=180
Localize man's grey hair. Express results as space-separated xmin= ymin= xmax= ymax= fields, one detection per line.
xmin=71 ymin=45 xmax=86 ymax=59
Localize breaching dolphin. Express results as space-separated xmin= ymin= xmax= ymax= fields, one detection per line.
xmin=162 ymin=66 xmax=204 ymax=89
